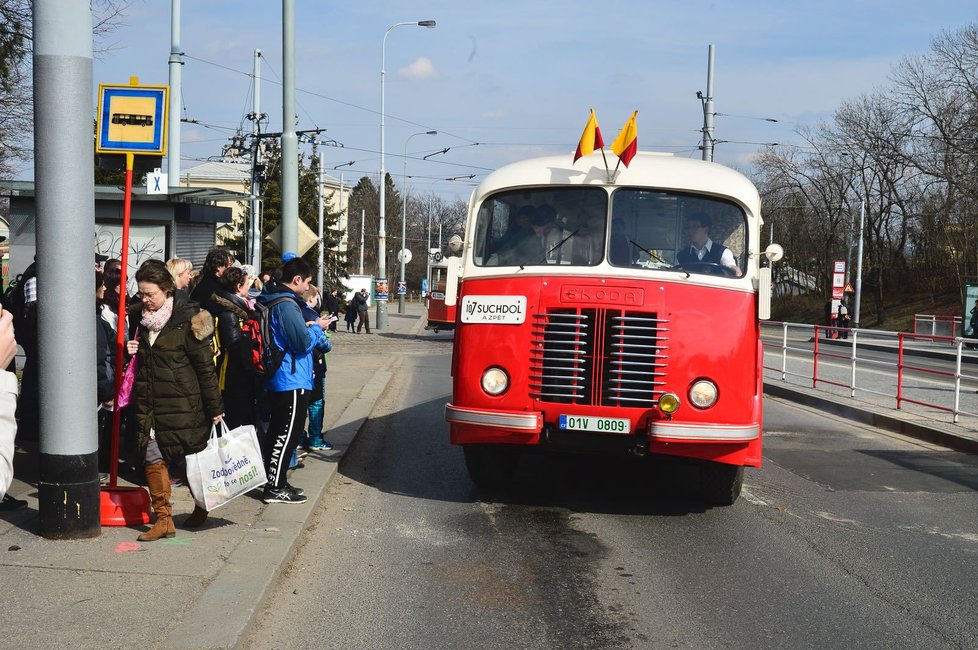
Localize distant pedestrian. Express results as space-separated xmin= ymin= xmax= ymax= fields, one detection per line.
xmin=344 ymin=303 xmax=357 ymax=332
xmin=189 ymin=247 xmax=233 ymax=315
xmin=300 ymin=286 xmax=333 ymax=451
xmin=324 ymin=288 xmax=340 ymax=332
xmin=837 ymin=300 xmax=851 ymax=339
xmin=166 ymin=257 xmax=193 ymax=301
xmin=354 ymin=288 xmax=371 ymax=334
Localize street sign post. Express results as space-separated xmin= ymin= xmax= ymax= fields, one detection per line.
xmin=95 ymin=78 xmax=168 ymax=523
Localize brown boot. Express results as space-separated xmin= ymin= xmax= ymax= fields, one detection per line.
xmin=137 ymin=461 xmax=175 ymax=541
xmin=183 ymin=504 xmax=208 ymax=529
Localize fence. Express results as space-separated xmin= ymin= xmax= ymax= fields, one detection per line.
xmin=762 ymin=321 xmax=978 ymax=426
xmin=913 ymin=314 xmax=962 ymax=338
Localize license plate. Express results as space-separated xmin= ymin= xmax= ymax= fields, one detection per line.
xmin=558 ymin=415 xmax=630 ymax=434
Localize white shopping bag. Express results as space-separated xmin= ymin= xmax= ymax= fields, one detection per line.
xmin=186 ymin=422 xmax=267 ymax=511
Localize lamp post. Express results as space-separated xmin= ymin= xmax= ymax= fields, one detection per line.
xmin=378 ymin=19 xmax=436 ymax=329
xmin=399 ymin=130 xmax=436 ymax=313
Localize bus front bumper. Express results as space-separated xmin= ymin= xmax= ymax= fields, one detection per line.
xmin=445 ymin=403 xmax=543 ymax=432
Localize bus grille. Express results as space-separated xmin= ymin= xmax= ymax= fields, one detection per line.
xmin=529 ymin=309 xmax=668 ymax=408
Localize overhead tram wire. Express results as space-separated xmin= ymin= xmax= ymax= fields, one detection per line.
xmin=182 ymin=52 xmax=478 ymax=146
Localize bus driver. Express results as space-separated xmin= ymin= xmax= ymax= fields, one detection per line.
xmin=676 ymin=212 xmax=741 ymax=277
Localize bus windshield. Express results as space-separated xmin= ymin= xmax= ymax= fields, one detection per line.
xmin=610 ymin=189 xmax=747 ymax=277
xmin=474 ymin=187 xmax=608 ymax=267
xmin=473 ymin=186 xmax=747 ymax=277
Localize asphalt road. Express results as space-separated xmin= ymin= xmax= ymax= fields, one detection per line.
xmin=245 ymin=341 xmax=978 ymax=649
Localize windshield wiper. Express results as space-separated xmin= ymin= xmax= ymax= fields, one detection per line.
xmin=533 ymin=228 xmax=579 ymax=265
xmin=628 ymin=239 xmax=689 ymax=277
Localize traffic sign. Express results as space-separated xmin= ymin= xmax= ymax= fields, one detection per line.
xmin=96 ymin=82 xmax=168 ymax=155
xmin=146 ymin=169 xmax=168 ymax=195
xmin=397 ymin=249 xmax=412 ymax=264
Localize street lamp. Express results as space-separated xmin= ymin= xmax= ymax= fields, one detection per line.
xmin=399 ymin=130 xmax=437 ymax=313
xmin=378 ymin=19 xmax=436 ymax=330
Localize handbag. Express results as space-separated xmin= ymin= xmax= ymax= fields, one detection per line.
xmin=116 ymin=330 xmax=139 ymax=409
xmin=186 ymin=421 xmax=268 ymax=511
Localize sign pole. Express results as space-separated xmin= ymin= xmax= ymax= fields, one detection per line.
xmin=108 ymin=152 xmax=134 ymax=487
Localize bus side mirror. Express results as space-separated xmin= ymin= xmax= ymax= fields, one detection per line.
xmin=445 ymin=256 xmax=460 ymax=306
xmin=757 ymin=266 xmax=772 ymax=320
xmin=764 ymin=243 xmax=784 ymax=262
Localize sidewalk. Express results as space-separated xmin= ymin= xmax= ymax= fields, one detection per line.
xmin=0 ymin=302 xmax=428 ymax=650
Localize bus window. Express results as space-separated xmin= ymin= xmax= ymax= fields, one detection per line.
xmin=475 ymin=187 xmax=608 ymax=267
xmin=609 ymin=189 xmax=747 ymax=276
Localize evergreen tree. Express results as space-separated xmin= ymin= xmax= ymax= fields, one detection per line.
xmin=229 ymin=146 xmax=347 ymax=291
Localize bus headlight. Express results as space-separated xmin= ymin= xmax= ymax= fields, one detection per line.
xmin=481 ymin=367 xmax=509 ymax=396
xmin=658 ymin=392 xmax=680 ymax=414
xmin=689 ymin=379 xmax=718 ymax=409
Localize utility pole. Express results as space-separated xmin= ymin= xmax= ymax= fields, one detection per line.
xmin=280 ymin=0 xmax=298 ymax=253
xmin=853 ymin=196 xmax=866 ymax=328
xmin=700 ymin=44 xmax=716 ymax=162
xmin=248 ymin=50 xmax=263 ymax=268
xmin=33 ymin=0 xmax=99 ymax=538
xmin=359 ymin=209 xmax=365 ymax=275
xmin=167 ymin=0 xmax=182 ymax=190
xmin=317 ymin=149 xmax=325 ymax=291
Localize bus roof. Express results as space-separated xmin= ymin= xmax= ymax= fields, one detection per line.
xmin=473 ymin=151 xmax=761 ymax=214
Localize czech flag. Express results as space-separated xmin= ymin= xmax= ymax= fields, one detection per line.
xmin=573 ymin=109 xmax=604 ymax=162
xmin=611 ymin=110 xmax=638 ymax=167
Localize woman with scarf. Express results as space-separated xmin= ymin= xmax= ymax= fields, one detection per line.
xmin=126 ymin=259 xmax=224 ymax=541
xmin=212 ymin=266 xmax=260 ymax=431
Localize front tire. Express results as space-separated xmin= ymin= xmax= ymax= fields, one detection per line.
xmin=463 ymin=445 xmax=520 ymax=491
xmin=699 ymin=461 xmax=744 ymax=506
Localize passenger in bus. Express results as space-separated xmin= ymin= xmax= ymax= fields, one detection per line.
xmin=676 ymin=212 xmax=741 ymax=276
xmin=493 ymin=205 xmax=543 ymax=265
xmin=531 ymin=205 xmax=571 ymax=264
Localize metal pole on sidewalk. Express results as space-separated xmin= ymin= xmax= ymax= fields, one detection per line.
xmin=853 ymin=197 xmax=865 ymax=328
xmin=167 ymin=0 xmax=182 ymax=190
xmin=280 ymin=0 xmax=298 ymax=253
xmin=33 ymin=0 xmax=100 ymax=538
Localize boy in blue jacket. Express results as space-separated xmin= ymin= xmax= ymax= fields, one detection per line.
xmin=257 ymin=257 xmax=332 ymax=504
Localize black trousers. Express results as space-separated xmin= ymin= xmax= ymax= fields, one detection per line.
xmin=264 ymin=388 xmax=310 ymax=489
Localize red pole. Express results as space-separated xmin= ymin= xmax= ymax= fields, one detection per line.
xmin=108 ymin=153 xmax=134 ymax=487
xmin=812 ymin=326 xmax=820 ymax=388
xmin=896 ymin=332 xmax=904 ymax=410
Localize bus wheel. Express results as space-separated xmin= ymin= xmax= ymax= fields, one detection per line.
xmin=699 ymin=462 xmax=744 ymax=506
xmin=463 ymin=445 xmax=520 ymax=491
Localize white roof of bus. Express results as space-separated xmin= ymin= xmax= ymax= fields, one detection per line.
xmin=473 ymin=151 xmax=761 ymax=213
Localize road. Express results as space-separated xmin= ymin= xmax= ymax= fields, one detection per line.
xmin=245 ymin=338 xmax=978 ymax=649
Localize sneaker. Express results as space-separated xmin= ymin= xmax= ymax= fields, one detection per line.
xmin=262 ymin=486 xmax=307 ymax=504
xmin=0 ymin=493 xmax=28 ymax=511
xmin=308 ymin=439 xmax=332 ymax=451
xmin=296 ymin=450 xmax=309 ymax=461
xmin=170 ymin=476 xmax=184 ymax=488
xmin=285 ymin=482 xmax=305 ymax=496
xmin=99 ymin=473 xmax=110 ymax=486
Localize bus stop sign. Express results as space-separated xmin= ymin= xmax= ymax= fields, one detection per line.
xmin=96 ymin=82 xmax=168 ymax=155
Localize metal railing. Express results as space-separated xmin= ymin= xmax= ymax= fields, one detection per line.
xmin=763 ymin=321 xmax=978 ymax=426
xmin=913 ymin=314 xmax=961 ymax=338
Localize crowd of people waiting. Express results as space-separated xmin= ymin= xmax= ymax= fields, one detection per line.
xmin=2 ymin=246 xmax=349 ymax=543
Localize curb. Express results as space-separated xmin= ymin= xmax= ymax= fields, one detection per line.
xmin=764 ymin=382 xmax=978 ymax=454
xmin=162 ymin=332 xmax=408 ymax=649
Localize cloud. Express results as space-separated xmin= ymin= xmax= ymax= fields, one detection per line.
xmin=398 ymin=57 xmax=437 ymax=80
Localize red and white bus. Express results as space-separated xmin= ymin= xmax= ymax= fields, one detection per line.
xmin=425 ymin=255 xmax=457 ymax=332
xmin=444 ymin=152 xmax=782 ymax=505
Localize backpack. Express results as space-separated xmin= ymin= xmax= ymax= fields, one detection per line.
xmin=2 ymin=263 xmax=36 ymax=333
xmin=253 ymin=296 xmax=296 ymax=377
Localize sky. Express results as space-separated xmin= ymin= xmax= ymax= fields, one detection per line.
xmin=69 ymin=0 xmax=978 ymax=203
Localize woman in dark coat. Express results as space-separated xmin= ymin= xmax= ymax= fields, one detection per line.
xmin=126 ymin=259 xmax=224 ymax=541
xmin=212 ymin=267 xmax=260 ymax=431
